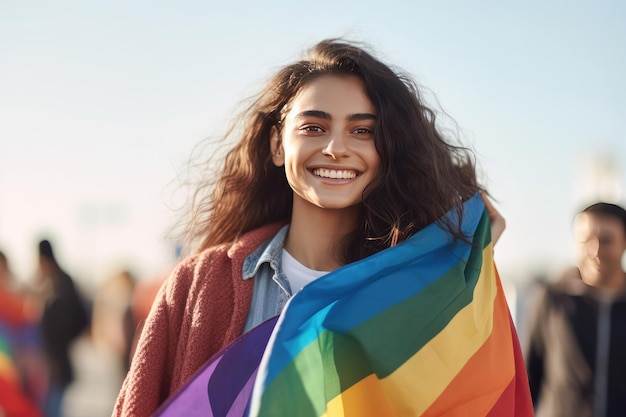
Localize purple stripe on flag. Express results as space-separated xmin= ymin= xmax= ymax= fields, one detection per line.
xmin=208 ymin=316 xmax=277 ymax=415
xmin=225 ymin=367 xmax=260 ymax=417
xmin=153 ymin=316 xmax=278 ymax=417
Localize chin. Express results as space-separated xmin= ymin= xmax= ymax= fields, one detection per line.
xmin=581 ymin=270 xmax=601 ymax=286
xmin=319 ymin=202 xmax=361 ymax=211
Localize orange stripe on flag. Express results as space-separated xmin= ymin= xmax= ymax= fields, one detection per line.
xmin=486 ymin=311 xmax=534 ymax=417
xmin=422 ymin=273 xmax=515 ymax=416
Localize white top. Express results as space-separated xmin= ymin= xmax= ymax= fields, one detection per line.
xmin=281 ymin=249 xmax=328 ymax=293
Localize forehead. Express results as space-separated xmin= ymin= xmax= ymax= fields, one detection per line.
xmin=286 ymin=74 xmax=375 ymax=116
xmin=574 ymin=213 xmax=626 ymax=240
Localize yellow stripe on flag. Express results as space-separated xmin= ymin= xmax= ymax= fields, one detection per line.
xmin=322 ymin=373 xmax=395 ymax=417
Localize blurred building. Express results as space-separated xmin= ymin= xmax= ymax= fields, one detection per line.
xmin=573 ymin=149 xmax=623 ymax=208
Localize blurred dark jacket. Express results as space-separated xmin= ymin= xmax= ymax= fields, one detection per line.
xmin=41 ymin=269 xmax=89 ymax=387
xmin=525 ymin=267 xmax=626 ymax=417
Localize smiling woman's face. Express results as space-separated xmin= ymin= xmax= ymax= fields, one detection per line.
xmin=271 ymin=74 xmax=380 ymax=215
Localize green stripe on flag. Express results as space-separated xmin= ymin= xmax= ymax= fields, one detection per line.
xmin=258 ymin=330 xmax=336 ymax=417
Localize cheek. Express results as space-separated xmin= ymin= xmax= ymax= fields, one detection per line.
xmin=603 ymin=246 xmax=624 ymax=261
xmin=363 ymin=143 xmax=381 ymax=172
xmin=283 ymin=151 xmax=302 ymax=174
xmin=368 ymin=155 xmax=381 ymax=179
xmin=282 ymin=139 xmax=305 ymax=161
xmin=575 ymin=243 xmax=591 ymax=260
xmin=282 ymin=151 xmax=307 ymax=185
xmin=371 ymin=155 xmax=381 ymax=174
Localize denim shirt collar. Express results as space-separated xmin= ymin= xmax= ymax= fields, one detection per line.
xmin=242 ymin=225 xmax=289 ymax=280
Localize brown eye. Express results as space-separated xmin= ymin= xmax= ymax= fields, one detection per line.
xmin=299 ymin=125 xmax=325 ymax=135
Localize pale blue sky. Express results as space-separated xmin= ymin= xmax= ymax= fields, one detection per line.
xmin=1 ymin=0 xmax=624 ymax=289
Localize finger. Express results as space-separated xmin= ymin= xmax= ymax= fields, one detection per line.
xmin=481 ymin=192 xmax=506 ymax=245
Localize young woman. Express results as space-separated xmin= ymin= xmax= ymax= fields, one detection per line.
xmin=113 ymin=39 xmax=520 ymax=417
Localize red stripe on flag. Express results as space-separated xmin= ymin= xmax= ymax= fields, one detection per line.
xmin=485 ymin=313 xmax=534 ymax=417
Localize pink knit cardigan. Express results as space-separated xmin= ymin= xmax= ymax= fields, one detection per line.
xmin=112 ymin=223 xmax=284 ymax=417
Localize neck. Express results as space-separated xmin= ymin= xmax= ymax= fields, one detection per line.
xmin=604 ymin=272 xmax=626 ymax=291
xmin=285 ymin=200 xmax=359 ymax=271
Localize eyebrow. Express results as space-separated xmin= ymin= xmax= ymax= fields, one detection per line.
xmin=294 ymin=110 xmax=377 ymax=122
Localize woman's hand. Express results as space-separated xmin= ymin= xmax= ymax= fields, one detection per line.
xmin=481 ymin=192 xmax=506 ymax=246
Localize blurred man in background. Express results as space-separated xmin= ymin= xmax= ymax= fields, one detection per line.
xmin=37 ymin=239 xmax=89 ymax=417
xmin=524 ymin=202 xmax=626 ymax=417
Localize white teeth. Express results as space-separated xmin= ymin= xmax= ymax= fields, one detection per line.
xmin=313 ymin=169 xmax=357 ymax=179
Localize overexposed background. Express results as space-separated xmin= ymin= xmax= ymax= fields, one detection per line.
xmin=1 ymin=0 xmax=624 ymax=288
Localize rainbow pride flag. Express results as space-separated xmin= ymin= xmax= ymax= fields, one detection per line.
xmin=154 ymin=193 xmax=533 ymax=416
xmin=0 ymin=295 xmax=44 ymax=417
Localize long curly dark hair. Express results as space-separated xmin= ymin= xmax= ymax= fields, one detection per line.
xmin=179 ymin=38 xmax=483 ymax=263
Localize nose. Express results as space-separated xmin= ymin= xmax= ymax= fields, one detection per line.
xmin=322 ymin=132 xmax=349 ymax=159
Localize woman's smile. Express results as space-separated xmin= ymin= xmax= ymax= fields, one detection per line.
xmin=311 ymin=168 xmax=359 ymax=180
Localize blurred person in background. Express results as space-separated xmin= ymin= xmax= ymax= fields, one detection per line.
xmin=125 ymin=243 xmax=182 ymax=366
xmin=36 ymin=239 xmax=90 ymax=417
xmin=0 ymin=249 xmax=46 ymax=417
xmin=91 ymin=269 xmax=136 ymax=375
xmin=524 ymin=202 xmax=626 ymax=417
